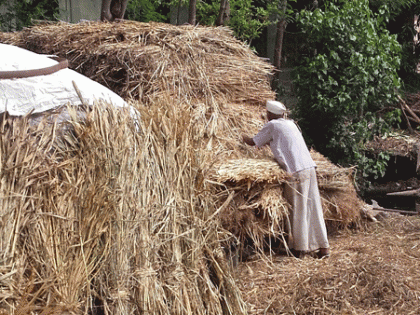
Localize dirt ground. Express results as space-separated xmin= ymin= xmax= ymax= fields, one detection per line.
xmin=235 ymin=214 xmax=420 ymax=315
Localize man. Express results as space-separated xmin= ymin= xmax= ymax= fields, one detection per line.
xmin=242 ymin=100 xmax=330 ymax=259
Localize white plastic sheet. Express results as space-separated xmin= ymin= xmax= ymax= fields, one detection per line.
xmin=0 ymin=43 xmax=132 ymax=116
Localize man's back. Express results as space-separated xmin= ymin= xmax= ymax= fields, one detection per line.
xmin=253 ymin=118 xmax=315 ymax=173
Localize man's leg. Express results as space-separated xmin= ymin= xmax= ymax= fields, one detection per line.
xmin=284 ymin=170 xmax=311 ymax=253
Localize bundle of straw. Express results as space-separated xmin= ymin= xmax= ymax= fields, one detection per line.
xmin=0 ymin=101 xmax=246 ymax=315
xmin=208 ymin=150 xmax=361 ymax=250
xmin=310 ymin=149 xmax=357 ymax=191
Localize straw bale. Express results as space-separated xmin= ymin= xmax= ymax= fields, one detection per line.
xmin=0 ymin=21 xmax=275 ymax=105
xmin=209 ymin=158 xmax=289 ymax=183
xmin=210 ymin=150 xmax=356 ymax=191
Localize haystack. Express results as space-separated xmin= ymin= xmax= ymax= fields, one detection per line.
xmin=0 ymin=20 xmax=275 ymax=104
xmin=0 ymin=101 xmax=246 ymax=315
xmin=363 ymin=93 xmax=420 ymax=160
xmin=364 ymin=131 xmax=419 ymax=159
xmin=209 ymin=150 xmax=361 ymax=252
xmin=0 ymin=20 xmax=365 ymax=314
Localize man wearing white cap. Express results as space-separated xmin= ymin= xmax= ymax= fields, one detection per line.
xmin=242 ymin=100 xmax=330 ymax=259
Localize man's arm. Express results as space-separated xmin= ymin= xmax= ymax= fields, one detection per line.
xmin=242 ymin=135 xmax=255 ymax=146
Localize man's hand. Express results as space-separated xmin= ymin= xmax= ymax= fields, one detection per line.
xmin=242 ymin=135 xmax=255 ymax=146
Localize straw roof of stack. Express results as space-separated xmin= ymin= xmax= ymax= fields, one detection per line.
xmin=0 ymin=20 xmax=275 ymax=104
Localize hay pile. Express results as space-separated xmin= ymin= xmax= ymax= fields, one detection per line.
xmin=236 ymin=215 xmax=420 ymax=314
xmin=364 ymin=131 xmax=419 ymax=158
xmin=0 ymin=20 xmax=275 ymax=104
xmin=0 ymin=20 xmax=278 ymax=164
xmin=0 ymin=20 xmax=366 ymax=314
xmin=364 ymin=93 xmax=420 ymax=158
xmin=209 ymin=150 xmax=361 ymax=251
xmin=0 ymin=102 xmax=246 ymax=314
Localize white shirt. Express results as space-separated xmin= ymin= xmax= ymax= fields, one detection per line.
xmin=253 ymin=118 xmax=316 ymax=174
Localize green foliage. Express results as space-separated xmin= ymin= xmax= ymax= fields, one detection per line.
xmin=196 ymin=0 xmax=273 ymax=44
xmin=125 ymin=0 xmax=169 ymax=23
xmin=292 ymin=0 xmax=402 ymax=182
xmin=227 ymin=0 xmax=271 ymax=43
xmin=369 ymin=0 xmax=419 ymax=19
xmin=0 ymin=0 xmax=58 ymax=32
xmin=196 ymin=1 xmax=218 ymax=25
xmin=368 ymin=0 xmax=420 ymax=92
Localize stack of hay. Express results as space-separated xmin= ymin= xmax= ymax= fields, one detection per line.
xmin=364 ymin=131 xmax=419 ymax=159
xmin=0 ymin=20 xmax=363 ymax=314
xmin=209 ymin=150 xmax=362 ymax=252
xmin=0 ymin=20 xmax=275 ymax=104
xmin=0 ymin=102 xmax=246 ymax=315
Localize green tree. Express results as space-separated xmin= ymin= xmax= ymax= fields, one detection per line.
xmin=125 ymin=0 xmax=169 ymax=22
xmin=292 ymin=0 xmax=402 ymax=181
xmin=196 ymin=0 xmax=273 ymax=45
xmin=0 ymin=0 xmax=58 ymax=32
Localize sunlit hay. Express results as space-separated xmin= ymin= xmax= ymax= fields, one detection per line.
xmin=208 ymin=149 xmax=363 ymax=254
xmin=1 ymin=21 xmax=364 ymax=251
xmin=0 ymin=20 xmax=276 ymax=105
xmin=0 ymin=100 xmax=247 ymax=315
xmin=310 ymin=149 xmax=356 ymax=191
xmin=0 ymin=107 xmax=109 ymax=315
xmin=364 ymin=130 xmax=418 ymax=158
xmin=217 ymin=183 xmax=290 ymax=253
xmin=208 ymin=158 xmax=289 ymax=183
xmin=0 ymin=20 xmax=275 ymax=171
xmin=235 ymin=215 xmax=420 ymax=315
xmin=321 ymin=189 xmax=364 ymax=231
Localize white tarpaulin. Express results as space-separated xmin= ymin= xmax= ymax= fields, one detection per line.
xmin=0 ymin=43 xmax=132 ymax=116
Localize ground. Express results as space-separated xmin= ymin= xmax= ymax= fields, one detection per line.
xmin=235 ymin=215 xmax=420 ymax=315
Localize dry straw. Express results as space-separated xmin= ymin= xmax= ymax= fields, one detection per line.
xmin=236 ymin=216 xmax=420 ymax=315
xmin=0 ymin=20 xmax=276 ymax=104
xmin=209 ymin=151 xmax=361 ymax=253
xmin=0 ymin=101 xmax=247 ymax=314
xmin=0 ymin=20 xmax=365 ymax=314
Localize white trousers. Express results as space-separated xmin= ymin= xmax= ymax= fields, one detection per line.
xmin=284 ymin=168 xmax=329 ymax=252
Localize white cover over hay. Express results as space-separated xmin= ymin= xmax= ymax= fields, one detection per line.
xmin=0 ymin=43 xmax=129 ymax=115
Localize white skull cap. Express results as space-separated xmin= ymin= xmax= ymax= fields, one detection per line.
xmin=266 ymin=100 xmax=287 ymax=115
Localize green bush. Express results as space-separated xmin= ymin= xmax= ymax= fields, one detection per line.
xmin=196 ymin=0 xmax=272 ymax=45
xmin=125 ymin=0 xmax=169 ymax=23
xmin=0 ymin=0 xmax=58 ymax=32
xmin=292 ymin=0 xmax=402 ymax=181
